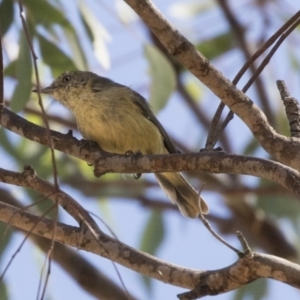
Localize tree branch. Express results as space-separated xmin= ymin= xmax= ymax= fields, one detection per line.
xmin=2 ymin=108 xmax=300 ymax=201
xmin=0 ymin=189 xmax=137 ymax=300
xmin=178 ymin=252 xmax=300 ymax=299
xmin=0 ymin=199 xmax=299 ymax=297
xmin=123 ymin=1 xmax=300 ymax=170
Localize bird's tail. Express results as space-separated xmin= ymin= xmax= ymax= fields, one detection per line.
xmin=155 ymin=172 xmax=209 ymax=218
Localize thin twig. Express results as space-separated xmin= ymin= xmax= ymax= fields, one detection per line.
xmin=0 ymin=204 xmax=56 ymax=282
xmin=88 ymin=212 xmax=132 ymax=300
xmin=243 ymin=17 xmax=300 ymax=92
xmin=234 ymin=10 xmax=300 ymax=85
xmin=205 ymin=103 xmax=225 ymax=149
xmin=236 ymin=231 xmax=251 ymax=256
xmin=17 ymin=1 xmax=59 ymax=190
xmin=18 ymin=3 xmax=60 ymax=298
xmin=0 ymin=31 xmax=3 ymax=115
xmin=40 ymin=203 xmax=58 ymax=300
xmin=197 ymin=188 xmax=242 ymax=256
xmin=204 ymin=10 xmax=300 ymax=150
xmin=217 ymin=0 xmax=273 ymax=125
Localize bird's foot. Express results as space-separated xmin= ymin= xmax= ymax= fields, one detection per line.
xmin=125 ymin=150 xmax=143 ymax=179
xmin=200 ymin=146 xmax=223 ymax=152
xmin=79 ymin=139 xmax=99 ymax=166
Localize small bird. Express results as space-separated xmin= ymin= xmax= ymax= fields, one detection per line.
xmin=34 ymin=71 xmax=208 ymax=218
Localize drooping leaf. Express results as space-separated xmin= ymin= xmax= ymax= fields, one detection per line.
xmin=37 ymin=34 xmax=78 ymax=77
xmin=79 ymin=1 xmax=111 ymax=70
xmin=169 ymin=0 xmax=215 ymax=19
xmin=185 ymin=77 xmax=203 ymax=103
xmin=139 ymin=210 xmax=165 ymax=291
xmin=0 ymin=190 xmax=14 ymax=300
xmin=234 ymin=278 xmax=268 ymax=300
xmin=243 ymin=137 xmax=259 ymax=155
xmin=196 ymin=32 xmax=236 ymax=60
xmin=115 ymin=0 xmax=138 ymax=24
xmin=25 ymin=0 xmax=87 ymax=70
xmin=4 ymin=60 xmax=17 ymax=78
xmin=0 ymin=0 xmax=14 ymax=36
xmin=10 ymin=31 xmax=32 ymax=112
xmin=144 ymin=44 xmax=176 ymax=114
xmin=63 ymin=28 xmax=88 ymax=70
xmin=24 ymin=0 xmax=71 ymax=29
xmin=257 ymin=180 xmax=300 ymax=222
xmin=0 ymin=129 xmax=22 ymax=159
xmin=79 ymin=10 xmax=94 ymax=42
xmin=0 ymin=204 xmax=13 ymax=258
xmin=0 ymin=279 xmax=8 ymax=300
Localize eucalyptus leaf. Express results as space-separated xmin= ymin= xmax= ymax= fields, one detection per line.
xmin=63 ymin=28 xmax=88 ymax=70
xmin=24 ymin=0 xmax=71 ymax=29
xmin=4 ymin=60 xmax=17 ymax=78
xmin=0 ymin=279 xmax=8 ymax=300
xmin=144 ymin=44 xmax=176 ymax=114
xmin=0 ymin=206 xmax=13 ymax=257
xmin=196 ymin=32 xmax=235 ymax=60
xmin=10 ymin=32 xmax=32 ymax=112
xmin=139 ymin=210 xmax=165 ymax=291
xmin=0 ymin=0 xmax=14 ymax=36
xmin=38 ymin=34 xmax=78 ymax=77
xmin=234 ymin=279 xmax=268 ymax=300
xmin=79 ymin=1 xmax=111 ymax=70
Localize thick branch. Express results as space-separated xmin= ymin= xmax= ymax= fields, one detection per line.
xmin=178 ymin=252 xmax=300 ymax=299
xmin=0 ymin=165 xmax=100 ymax=234
xmin=2 ymin=108 xmax=300 ymax=200
xmin=0 ymin=200 xmax=299 ymax=297
xmin=123 ymin=0 xmax=300 ymax=170
xmin=93 ymin=152 xmax=300 ymax=198
xmin=0 ymin=189 xmax=137 ymax=300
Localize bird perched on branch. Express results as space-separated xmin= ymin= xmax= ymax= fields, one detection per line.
xmin=34 ymin=71 xmax=208 ymax=218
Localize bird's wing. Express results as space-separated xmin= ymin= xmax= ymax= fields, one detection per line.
xmin=130 ymin=89 xmax=178 ymax=154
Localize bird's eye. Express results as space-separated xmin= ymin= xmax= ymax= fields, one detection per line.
xmin=63 ymin=75 xmax=71 ymax=82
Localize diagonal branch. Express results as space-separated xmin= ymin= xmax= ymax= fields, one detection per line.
xmin=0 ymin=190 xmax=137 ymax=300
xmin=0 ymin=199 xmax=299 ymax=296
xmin=123 ymin=0 xmax=300 ymax=171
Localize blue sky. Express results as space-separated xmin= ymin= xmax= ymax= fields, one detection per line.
xmin=1 ymin=0 xmax=300 ymax=299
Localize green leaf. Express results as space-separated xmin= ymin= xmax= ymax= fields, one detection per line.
xmin=140 ymin=210 xmax=165 ymax=254
xmin=170 ymin=0 xmax=215 ymax=19
xmin=196 ymin=32 xmax=236 ymax=60
xmin=0 ymin=0 xmax=14 ymax=36
xmin=37 ymin=34 xmax=78 ymax=77
xmin=257 ymin=181 xmax=300 ymax=221
xmin=10 ymin=31 xmax=32 ymax=112
xmin=24 ymin=0 xmax=71 ymax=29
xmin=79 ymin=10 xmax=94 ymax=42
xmin=0 ymin=191 xmax=13 ymax=300
xmin=79 ymin=1 xmax=111 ymax=70
xmin=234 ymin=279 xmax=268 ymax=300
xmin=4 ymin=59 xmax=17 ymax=78
xmin=63 ymin=28 xmax=88 ymax=70
xmin=0 ymin=208 xmax=13 ymax=258
xmin=243 ymin=137 xmax=259 ymax=155
xmin=139 ymin=210 xmax=165 ymax=291
xmin=0 ymin=280 xmax=8 ymax=300
xmin=0 ymin=129 xmax=20 ymax=159
xmin=144 ymin=44 xmax=176 ymax=114
xmin=25 ymin=0 xmax=87 ymax=70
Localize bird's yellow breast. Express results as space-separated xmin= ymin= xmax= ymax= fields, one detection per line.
xmin=69 ymin=89 xmax=166 ymax=155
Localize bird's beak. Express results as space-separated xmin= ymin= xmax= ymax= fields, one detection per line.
xmin=32 ymin=86 xmax=54 ymax=95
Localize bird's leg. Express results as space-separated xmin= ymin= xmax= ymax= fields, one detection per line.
xmin=125 ymin=150 xmax=143 ymax=179
xmin=79 ymin=139 xmax=100 ymax=166
xmin=200 ymin=146 xmax=223 ymax=152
